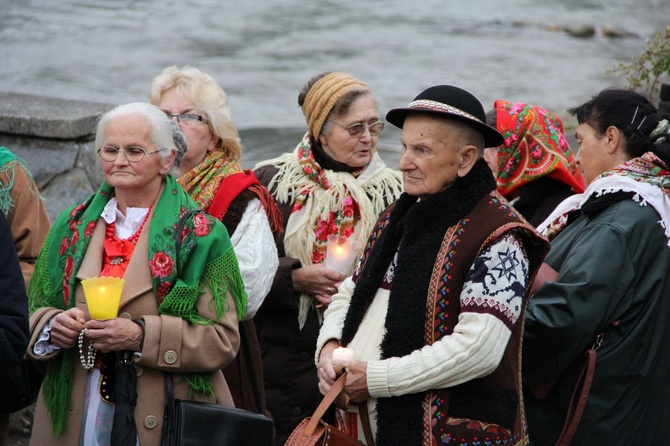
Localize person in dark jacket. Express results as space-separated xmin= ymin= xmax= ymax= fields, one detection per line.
xmin=0 ymin=146 xmax=49 ymax=445
xmin=523 ymin=89 xmax=670 ymax=445
xmin=484 ymin=101 xmax=584 ymax=227
xmin=0 ymin=209 xmax=29 ymax=371
xmin=253 ymin=71 xmax=402 ymax=445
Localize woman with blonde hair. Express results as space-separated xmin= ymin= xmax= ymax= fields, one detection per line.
xmin=149 ymin=65 xmax=281 ymax=414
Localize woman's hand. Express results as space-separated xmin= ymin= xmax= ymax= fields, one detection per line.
xmin=292 ymin=264 xmax=344 ymax=307
xmin=317 ymin=339 xmax=340 ymax=395
xmin=84 ymin=317 xmax=144 ymax=352
xmin=51 ymin=308 xmax=86 ymax=349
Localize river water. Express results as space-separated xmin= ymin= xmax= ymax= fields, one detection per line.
xmin=1 ymin=0 xmax=669 ymax=167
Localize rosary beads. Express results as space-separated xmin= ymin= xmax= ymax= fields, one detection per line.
xmin=78 ymin=329 xmax=97 ymax=370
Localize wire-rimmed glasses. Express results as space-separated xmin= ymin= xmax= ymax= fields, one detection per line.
xmin=97 ymin=146 xmax=164 ymax=163
xmin=332 ymin=120 xmax=385 ymax=138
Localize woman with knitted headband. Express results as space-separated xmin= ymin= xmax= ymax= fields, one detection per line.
xmin=26 ymin=103 xmax=245 ymax=445
xmin=148 ymin=65 xmax=281 ymax=415
xmin=253 ymin=71 xmax=402 ymax=444
xmin=484 ymin=101 xmax=585 ymax=226
xmin=523 ymin=89 xmax=670 ymax=444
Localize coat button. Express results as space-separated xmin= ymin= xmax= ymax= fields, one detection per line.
xmin=119 ymin=312 xmax=132 ymax=319
xmin=164 ymin=350 xmax=178 ymax=364
xmin=144 ymin=415 xmax=158 ymax=429
xmin=290 ymin=406 xmax=301 ymax=416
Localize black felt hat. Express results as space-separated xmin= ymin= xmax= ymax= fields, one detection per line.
xmin=386 ymin=85 xmax=505 ymax=147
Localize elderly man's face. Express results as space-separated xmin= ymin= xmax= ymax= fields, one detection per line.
xmin=398 ymin=114 xmax=477 ymax=199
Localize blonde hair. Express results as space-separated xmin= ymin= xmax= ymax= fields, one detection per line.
xmin=148 ymin=65 xmax=243 ymax=160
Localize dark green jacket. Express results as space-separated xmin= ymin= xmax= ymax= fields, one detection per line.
xmin=523 ymin=196 xmax=670 ymax=445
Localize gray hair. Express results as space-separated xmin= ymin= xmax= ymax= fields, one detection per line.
xmin=169 ymin=121 xmax=188 ymax=167
xmin=95 ymin=102 xmax=179 ymax=165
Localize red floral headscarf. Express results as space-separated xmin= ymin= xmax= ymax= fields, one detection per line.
xmin=493 ymin=100 xmax=584 ymax=197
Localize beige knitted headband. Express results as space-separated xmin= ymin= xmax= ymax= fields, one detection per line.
xmin=302 ymin=72 xmax=368 ymax=138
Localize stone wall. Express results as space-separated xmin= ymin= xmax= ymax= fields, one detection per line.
xmin=0 ymin=92 xmax=309 ymax=223
xmin=0 ymin=92 xmax=115 ymax=222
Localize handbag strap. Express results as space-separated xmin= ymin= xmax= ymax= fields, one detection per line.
xmin=173 ymin=209 xmax=200 ymax=277
xmin=554 ymin=349 xmax=596 ymax=446
xmin=163 ymin=372 xmax=176 ymax=443
xmin=358 ymin=402 xmax=375 ymax=446
xmin=239 ymin=320 xmax=265 ymax=415
xmin=304 ymin=373 xmax=348 ymax=435
xmin=554 ymin=326 xmax=611 ymax=446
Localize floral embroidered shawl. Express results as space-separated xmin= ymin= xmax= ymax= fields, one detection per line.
xmin=538 ymin=152 xmax=670 ymax=245
xmin=177 ymin=150 xmax=244 ymax=211
xmin=255 ymin=133 xmax=403 ymax=328
xmin=28 ymin=174 xmax=246 ymax=435
xmin=494 ymin=100 xmax=584 ymax=197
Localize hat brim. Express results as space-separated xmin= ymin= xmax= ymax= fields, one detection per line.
xmin=386 ymin=107 xmax=505 ymax=148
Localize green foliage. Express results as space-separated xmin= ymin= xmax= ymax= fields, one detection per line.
xmin=609 ymin=26 xmax=670 ymax=99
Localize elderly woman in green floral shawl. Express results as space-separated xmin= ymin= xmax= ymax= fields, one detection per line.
xmin=26 ymin=102 xmax=246 ymax=446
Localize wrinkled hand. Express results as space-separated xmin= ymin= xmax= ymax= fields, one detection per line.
xmin=84 ymin=318 xmax=144 ymax=353
xmin=51 ymin=308 xmax=86 ymax=349
xmin=337 ymin=359 xmax=370 ymax=403
xmin=317 ymin=340 xmax=340 ymax=395
xmin=292 ymin=264 xmax=344 ymax=308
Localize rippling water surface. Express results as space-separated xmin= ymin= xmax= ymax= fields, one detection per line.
xmin=1 ymin=0 xmax=669 ymax=166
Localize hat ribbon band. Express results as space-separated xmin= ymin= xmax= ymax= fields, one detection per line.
xmin=407 ymin=99 xmax=483 ymax=123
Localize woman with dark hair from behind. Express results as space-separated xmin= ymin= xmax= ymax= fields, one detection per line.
xmin=522 ymin=88 xmax=670 ymax=444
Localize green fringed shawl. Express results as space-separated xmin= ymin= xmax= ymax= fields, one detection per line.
xmin=28 ymin=174 xmax=247 ymax=436
xmin=0 ymin=146 xmax=33 ymax=216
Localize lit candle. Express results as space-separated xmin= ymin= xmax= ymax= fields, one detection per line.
xmin=332 ymin=347 xmax=354 ymax=362
xmin=81 ymin=277 xmax=124 ymax=320
xmin=325 ymin=235 xmax=359 ymax=275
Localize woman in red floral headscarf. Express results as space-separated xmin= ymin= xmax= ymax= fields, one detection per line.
xmin=485 ymin=100 xmax=585 ymax=226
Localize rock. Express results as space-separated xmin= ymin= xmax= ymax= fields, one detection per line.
xmin=601 ymin=26 xmax=639 ymax=38
xmin=564 ymin=24 xmax=596 ymax=38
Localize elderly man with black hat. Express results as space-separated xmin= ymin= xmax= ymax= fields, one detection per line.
xmin=315 ymin=85 xmax=550 ymax=445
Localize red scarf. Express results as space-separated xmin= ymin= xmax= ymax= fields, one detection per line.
xmin=494 ymin=100 xmax=584 ymax=197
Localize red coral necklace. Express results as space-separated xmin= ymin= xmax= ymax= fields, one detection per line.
xmin=101 ymin=206 xmax=152 ymax=278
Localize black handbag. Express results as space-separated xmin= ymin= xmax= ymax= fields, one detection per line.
xmin=162 ymin=373 xmax=273 ymax=446
xmin=162 ymin=209 xmax=274 ymax=445
xmin=0 ymin=354 xmax=46 ymax=414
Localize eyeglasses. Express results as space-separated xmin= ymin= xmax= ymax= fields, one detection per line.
xmin=97 ymin=146 xmax=164 ymax=163
xmin=332 ymin=120 xmax=385 ymax=138
xmin=165 ymin=113 xmax=209 ymax=125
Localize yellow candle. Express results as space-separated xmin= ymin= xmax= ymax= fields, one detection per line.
xmin=81 ymin=277 xmax=124 ymax=320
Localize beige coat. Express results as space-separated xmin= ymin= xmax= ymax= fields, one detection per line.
xmin=27 ymin=214 xmax=240 ymax=446
xmin=0 ymin=162 xmax=50 ymax=286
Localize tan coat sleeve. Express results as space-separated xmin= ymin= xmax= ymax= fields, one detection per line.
xmin=3 ymin=163 xmax=51 ymax=287
xmin=138 ymin=290 xmax=240 ymax=373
